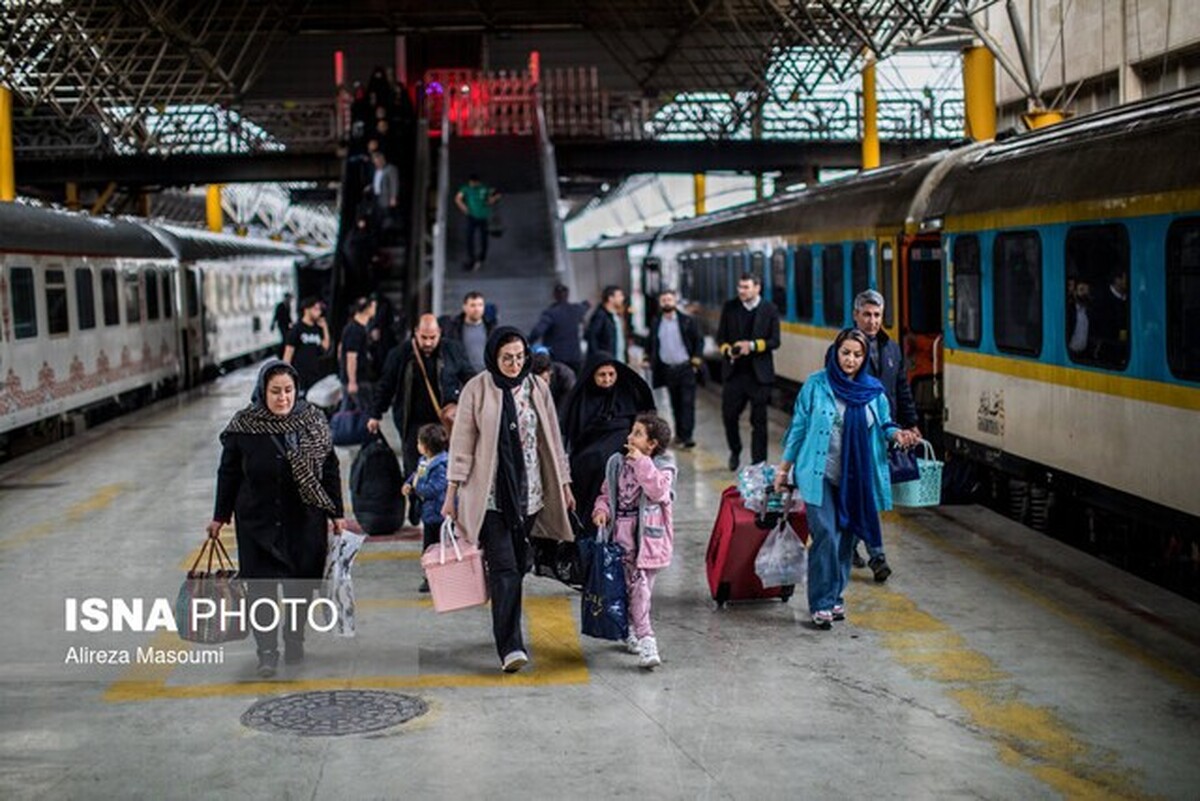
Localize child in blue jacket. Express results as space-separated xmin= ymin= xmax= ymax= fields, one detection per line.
xmin=403 ymin=422 xmax=449 ymax=593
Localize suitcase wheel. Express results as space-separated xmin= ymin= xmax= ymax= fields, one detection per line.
xmin=780 ymin=585 xmax=794 ymax=603
xmin=713 ymin=582 xmax=730 ymax=608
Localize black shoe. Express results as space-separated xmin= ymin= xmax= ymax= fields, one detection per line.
xmin=728 ymin=452 xmax=740 ymax=472
xmin=852 ymin=546 xmax=867 ymax=569
xmin=419 ymin=578 xmax=430 ymax=593
xmin=284 ymin=641 xmax=304 ymax=665
xmin=868 ymin=556 xmax=892 ymax=583
xmin=256 ymin=650 xmax=279 ymax=678
xmin=682 ymin=440 xmax=696 ymax=450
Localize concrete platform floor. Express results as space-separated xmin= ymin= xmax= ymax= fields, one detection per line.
xmin=1 ymin=364 xmax=1198 ymax=800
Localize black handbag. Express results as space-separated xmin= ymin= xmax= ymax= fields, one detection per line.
xmin=888 ymin=445 xmax=920 ymax=484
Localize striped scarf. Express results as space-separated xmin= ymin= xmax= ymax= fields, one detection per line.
xmin=221 ymin=402 xmax=337 ymax=515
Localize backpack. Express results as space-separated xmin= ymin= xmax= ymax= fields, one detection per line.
xmin=350 ymin=433 xmax=405 ymax=535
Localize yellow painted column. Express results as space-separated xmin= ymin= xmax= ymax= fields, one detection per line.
xmin=1022 ymin=109 xmax=1065 ymax=129
xmin=693 ymin=173 xmax=706 ymax=216
xmin=962 ymin=45 xmax=997 ymax=142
xmin=65 ymin=182 xmax=80 ymax=211
xmin=861 ymin=58 xmax=880 ymax=170
xmin=0 ymin=86 xmax=15 ymax=201
xmin=205 ymin=184 xmax=223 ymax=232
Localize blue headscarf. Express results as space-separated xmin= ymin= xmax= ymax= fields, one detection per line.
xmin=825 ymin=332 xmax=886 ymax=548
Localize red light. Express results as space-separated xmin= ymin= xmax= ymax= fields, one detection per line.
xmin=334 ymin=50 xmax=345 ymax=86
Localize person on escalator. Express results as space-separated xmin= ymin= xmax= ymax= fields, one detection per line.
xmin=454 ymin=174 xmax=501 ymax=272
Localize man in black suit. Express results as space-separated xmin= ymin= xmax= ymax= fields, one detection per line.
xmin=717 ymin=273 xmax=781 ymax=470
xmin=647 ymin=290 xmax=703 ymax=449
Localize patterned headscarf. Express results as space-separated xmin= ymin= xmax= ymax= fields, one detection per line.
xmin=221 ymin=360 xmax=337 ymax=515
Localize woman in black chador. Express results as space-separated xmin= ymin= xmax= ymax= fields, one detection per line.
xmin=559 ymin=351 xmax=656 ymax=522
xmin=207 ymin=360 xmax=344 ymax=678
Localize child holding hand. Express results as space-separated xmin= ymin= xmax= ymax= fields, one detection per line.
xmin=404 ymin=423 xmax=449 ymax=593
xmin=592 ymin=412 xmax=676 ymax=669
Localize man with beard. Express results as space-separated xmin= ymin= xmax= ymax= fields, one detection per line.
xmin=369 ymin=314 xmax=475 ymax=527
xmin=646 ymin=290 xmax=703 ymax=449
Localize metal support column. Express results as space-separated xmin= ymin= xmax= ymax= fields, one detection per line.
xmin=0 ymin=86 xmax=14 ymax=201
xmin=861 ymin=58 xmax=880 ymax=170
xmin=962 ymin=45 xmax=997 ymax=142
xmin=206 ymin=184 xmax=223 ymax=232
xmin=693 ymin=173 xmax=706 ymax=216
xmin=65 ymin=182 xmax=80 ymax=211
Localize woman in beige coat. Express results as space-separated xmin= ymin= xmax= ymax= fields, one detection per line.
xmin=442 ymin=327 xmax=576 ymax=672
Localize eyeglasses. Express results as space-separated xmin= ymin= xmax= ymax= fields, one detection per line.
xmin=499 ymin=353 xmax=526 ymax=366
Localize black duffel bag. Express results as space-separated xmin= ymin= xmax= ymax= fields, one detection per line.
xmin=350 ymin=432 xmax=405 ymax=535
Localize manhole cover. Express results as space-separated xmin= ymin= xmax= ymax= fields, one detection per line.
xmin=240 ymin=690 xmax=428 ymax=737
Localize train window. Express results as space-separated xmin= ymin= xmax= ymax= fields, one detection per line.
xmin=1065 ymin=224 xmax=1130 ymax=369
xmin=993 ymin=232 xmax=1042 ymax=356
xmin=45 ymin=269 xmax=69 ymax=336
xmin=163 ymin=272 xmax=174 ymax=319
xmin=679 ymin=258 xmax=694 ymax=302
xmin=75 ymin=268 xmax=96 ymax=330
xmin=10 ymin=267 xmax=37 ymax=340
xmin=821 ymin=245 xmax=845 ymax=327
xmin=124 ymin=271 xmax=141 ymax=323
xmin=879 ymin=242 xmax=894 ymax=328
xmin=770 ymin=250 xmax=788 ymax=315
xmin=185 ymin=268 xmax=199 ymax=317
xmin=851 ymin=242 xmax=870 ymax=298
xmin=750 ymin=252 xmax=766 ymax=289
xmin=145 ymin=271 xmax=160 ymax=321
xmin=795 ymin=246 xmax=814 ymax=321
xmin=1167 ymin=217 xmax=1200 ymax=381
xmin=101 ymin=268 xmax=119 ymax=326
xmin=953 ymin=236 xmax=981 ymax=347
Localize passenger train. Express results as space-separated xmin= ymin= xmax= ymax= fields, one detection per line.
xmin=584 ymin=87 xmax=1200 ymax=598
xmin=0 ymin=204 xmax=301 ymax=454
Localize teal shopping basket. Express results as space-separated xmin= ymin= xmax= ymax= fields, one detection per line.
xmin=891 ymin=439 xmax=942 ymax=507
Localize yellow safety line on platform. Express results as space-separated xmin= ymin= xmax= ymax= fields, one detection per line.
xmin=0 ymin=483 xmax=131 ymax=551
xmin=102 ymin=596 xmax=588 ymax=702
xmin=851 ymin=581 xmax=1148 ymax=800
xmin=356 ymin=549 xmax=421 ymax=562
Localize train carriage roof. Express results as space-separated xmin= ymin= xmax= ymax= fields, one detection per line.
xmin=150 ymin=224 xmax=303 ymax=261
xmin=0 ymin=204 xmax=173 ymax=259
xmin=924 ymin=86 xmax=1200 ymax=223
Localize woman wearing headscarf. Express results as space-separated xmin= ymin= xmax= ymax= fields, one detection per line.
xmin=207 ymin=360 xmax=345 ymax=677
xmin=772 ymin=329 xmax=916 ymax=630
xmin=441 ymin=328 xmax=575 ymax=672
xmin=559 ymin=351 xmax=656 ymax=523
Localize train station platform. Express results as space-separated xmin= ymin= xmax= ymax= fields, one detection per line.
xmin=1 ymin=364 xmax=1198 ymax=799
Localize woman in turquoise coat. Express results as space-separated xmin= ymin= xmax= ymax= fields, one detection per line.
xmin=774 ymin=328 xmax=916 ymax=629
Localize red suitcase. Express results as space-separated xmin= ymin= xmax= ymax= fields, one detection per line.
xmin=705 ymin=486 xmax=809 ymax=607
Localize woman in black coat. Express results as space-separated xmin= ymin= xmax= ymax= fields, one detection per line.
xmin=559 ymin=351 xmax=655 ymax=523
xmin=207 ymin=360 xmax=344 ymax=677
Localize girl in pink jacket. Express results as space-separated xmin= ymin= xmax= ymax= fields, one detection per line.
xmin=592 ymin=412 xmax=676 ymax=669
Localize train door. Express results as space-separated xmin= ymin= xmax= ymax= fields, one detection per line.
xmin=900 ymin=234 xmax=944 ymax=439
xmin=640 ymin=256 xmax=662 ymax=329
xmin=181 ymin=267 xmax=203 ymax=387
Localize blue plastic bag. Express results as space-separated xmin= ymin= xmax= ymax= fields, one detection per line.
xmin=577 ymin=532 xmax=628 ymax=641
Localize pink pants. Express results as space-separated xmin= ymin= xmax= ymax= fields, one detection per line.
xmin=615 ymin=517 xmax=659 ymax=639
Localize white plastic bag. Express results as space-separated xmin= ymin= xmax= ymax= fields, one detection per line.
xmin=318 ymin=528 xmax=367 ymax=636
xmin=306 ymin=374 xmax=343 ymax=409
xmin=737 ymin=462 xmax=776 ymax=512
xmin=754 ymin=521 xmax=807 ymax=588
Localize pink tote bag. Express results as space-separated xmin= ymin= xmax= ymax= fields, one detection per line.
xmin=421 ymin=520 xmax=489 ymax=612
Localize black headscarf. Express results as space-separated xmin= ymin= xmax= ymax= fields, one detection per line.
xmin=222 ymin=360 xmax=337 ymax=515
xmin=560 ymin=351 xmax=655 ymax=452
xmin=485 ymin=327 xmax=532 ymax=530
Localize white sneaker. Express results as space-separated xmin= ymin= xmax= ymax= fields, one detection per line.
xmin=638 ymin=636 xmax=661 ymax=670
xmin=624 ymin=632 xmax=641 ymax=654
xmin=501 ymin=650 xmax=529 ymax=673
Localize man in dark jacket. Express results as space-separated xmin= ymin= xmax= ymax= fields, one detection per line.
xmin=584 ymin=285 xmax=627 ymax=363
xmin=647 ymin=289 xmax=703 ymax=449
xmin=441 ymin=291 xmax=494 ymax=375
xmin=717 ymin=274 xmax=781 ymax=471
xmin=529 ymin=284 xmax=589 ymax=375
xmin=368 ymin=314 xmax=475 ymax=524
xmin=852 ymin=289 xmax=920 ymax=582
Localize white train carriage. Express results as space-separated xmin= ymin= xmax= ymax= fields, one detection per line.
xmin=0 ymin=205 xmax=180 ymax=436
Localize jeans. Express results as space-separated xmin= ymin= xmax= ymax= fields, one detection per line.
xmin=806 ymin=480 xmax=855 ymax=614
xmin=721 ymin=371 xmax=770 ymax=463
xmin=662 ymin=363 xmax=697 ymax=441
xmin=477 ymin=511 xmax=535 ymax=659
xmin=465 ymin=216 xmax=489 ymax=263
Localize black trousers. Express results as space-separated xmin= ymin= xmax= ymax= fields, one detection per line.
xmin=662 ymin=363 xmax=697 ymax=441
xmin=465 ymin=216 xmax=489 ymax=262
xmin=722 ymin=371 xmax=771 ymax=464
xmin=422 ymin=521 xmax=440 ymax=551
xmin=249 ymin=579 xmax=319 ymax=654
xmin=477 ymin=511 xmax=535 ymax=659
